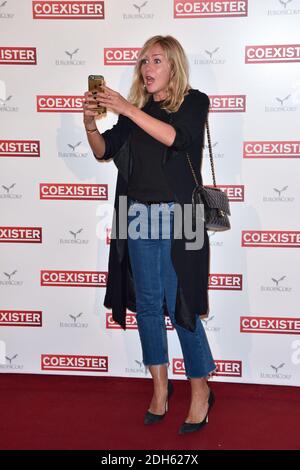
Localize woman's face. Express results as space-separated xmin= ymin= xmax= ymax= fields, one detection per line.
xmin=140 ymin=43 xmax=171 ymax=101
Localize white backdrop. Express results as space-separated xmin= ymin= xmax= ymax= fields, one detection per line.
xmin=1 ymin=0 xmax=300 ymax=386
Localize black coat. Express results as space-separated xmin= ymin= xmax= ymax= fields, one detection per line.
xmin=100 ymin=89 xmax=210 ymax=332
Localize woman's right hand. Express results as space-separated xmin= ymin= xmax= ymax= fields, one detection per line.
xmin=83 ymin=91 xmax=99 ymax=128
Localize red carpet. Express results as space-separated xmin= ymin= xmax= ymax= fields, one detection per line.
xmin=0 ymin=374 xmax=299 ymax=450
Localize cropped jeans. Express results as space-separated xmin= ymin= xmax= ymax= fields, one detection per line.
xmin=127 ymin=197 xmax=216 ymax=379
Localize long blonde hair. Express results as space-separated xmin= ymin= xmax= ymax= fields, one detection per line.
xmin=128 ymin=35 xmax=191 ymax=113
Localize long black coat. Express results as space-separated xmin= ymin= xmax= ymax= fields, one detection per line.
xmin=100 ymin=89 xmax=210 ymax=332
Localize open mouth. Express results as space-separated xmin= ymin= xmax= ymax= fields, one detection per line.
xmin=145 ymin=76 xmax=155 ymax=86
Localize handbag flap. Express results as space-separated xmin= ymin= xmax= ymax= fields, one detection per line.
xmin=200 ymin=186 xmax=231 ymax=215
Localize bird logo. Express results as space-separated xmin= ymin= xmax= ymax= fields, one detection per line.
xmin=68 ymin=142 xmax=81 ymax=152
xmin=65 ymin=49 xmax=79 ymax=60
xmin=69 ymin=229 xmax=83 ymax=240
xmin=271 ymin=276 xmax=286 ymax=286
xmin=204 ymin=142 xmax=218 ymax=149
xmin=0 ymin=95 xmax=12 ymax=105
xmin=4 ymin=270 xmax=17 ymax=280
xmin=279 ymin=0 xmax=292 ymax=8
xmin=271 ymin=363 xmax=285 ymax=373
xmin=0 ymin=2 xmax=8 ymax=8
xmin=6 ymin=354 xmax=18 ymax=364
xmin=273 ymin=186 xmax=288 ymax=196
xmin=69 ymin=313 xmax=84 ymax=323
xmin=205 ymin=47 xmax=220 ymax=59
xmin=276 ymin=95 xmax=291 ymax=106
xmin=202 ymin=316 xmax=215 ymax=326
xmin=133 ymin=1 xmax=147 ymax=13
xmin=2 ymin=183 xmax=16 ymax=193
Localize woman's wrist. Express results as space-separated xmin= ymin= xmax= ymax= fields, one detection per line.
xmin=86 ymin=127 xmax=98 ymax=134
xmin=124 ymin=102 xmax=136 ymax=120
xmin=84 ymin=118 xmax=96 ymax=131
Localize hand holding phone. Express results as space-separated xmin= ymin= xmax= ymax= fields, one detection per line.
xmin=88 ymin=75 xmax=107 ymax=117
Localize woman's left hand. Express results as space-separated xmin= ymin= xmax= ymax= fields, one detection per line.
xmin=97 ymin=85 xmax=133 ymax=116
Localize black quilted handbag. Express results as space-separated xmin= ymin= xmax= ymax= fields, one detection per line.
xmin=186 ymin=117 xmax=231 ymax=232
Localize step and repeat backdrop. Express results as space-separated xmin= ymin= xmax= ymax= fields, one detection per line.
xmin=1 ymin=0 xmax=300 ymax=386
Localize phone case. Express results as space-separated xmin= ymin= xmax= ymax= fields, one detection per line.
xmin=88 ymin=75 xmax=106 ymax=116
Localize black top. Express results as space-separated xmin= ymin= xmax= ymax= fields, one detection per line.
xmin=99 ymin=89 xmax=211 ymax=332
xmin=100 ymin=89 xmax=209 ymax=164
xmin=99 ymin=89 xmax=209 ymax=198
xmin=127 ymin=96 xmax=174 ymax=202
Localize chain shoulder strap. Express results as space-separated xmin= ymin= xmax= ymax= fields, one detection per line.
xmin=186 ymin=117 xmax=217 ymax=187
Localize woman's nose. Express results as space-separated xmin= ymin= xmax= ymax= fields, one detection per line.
xmin=144 ymin=62 xmax=153 ymax=74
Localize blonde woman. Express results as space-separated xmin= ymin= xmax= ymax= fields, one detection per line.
xmin=83 ymin=35 xmax=216 ymax=435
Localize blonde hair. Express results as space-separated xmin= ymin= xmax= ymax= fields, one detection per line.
xmin=128 ymin=35 xmax=191 ymax=113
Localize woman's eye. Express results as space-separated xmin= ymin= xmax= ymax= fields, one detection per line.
xmin=141 ymin=58 xmax=148 ymax=65
xmin=154 ymin=59 xmax=161 ymax=64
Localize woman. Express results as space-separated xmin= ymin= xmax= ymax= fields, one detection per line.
xmin=83 ymin=35 xmax=216 ymax=435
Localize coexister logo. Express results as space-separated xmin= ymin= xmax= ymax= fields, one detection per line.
xmin=243 ymin=141 xmax=300 ymax=159
xmin=0 ymin=310 xmax=42 ymax=327
xmin=0 ymin=227 xmax=42 ymax=243
xmin=240 ymin=317 xmax=300 ymax=335
xmin=209 ymin=95 xmax=246 ymax=112
xmin=245 ymin=44 xmax=300 ymax=64
xmin=37 ymin=96 xmax=84 ymax=112
xmin=0 ymin=140 xmax=40 ymax=158
xmin=173 ymin=359 xmax=242 ymax=377
xmin=39 ymin=183 xmax=108 ymax=200
xmin=32 ymin=1 xmax=105 ymax=19
xmin=104 ymin=48 xmax=141 ymax=65
xmin=40 ymin=270 xmax=107 ymax=287
xmin=106 ymin=312 xmax=174 ymax=330
xmin=208 ymin=274 xmax=243 ymax=290
xmin=174 ymin=0 xmax=248 ymax=18
xmin=242 ymin=231 xmax=300 ymax=248
xmin=41 ymin=355 xmax=108 ymax=372
xmin=0 ymin=47 xmax=37 ymax=65
xmin=209 ymin=185 xmax=244 ymax=202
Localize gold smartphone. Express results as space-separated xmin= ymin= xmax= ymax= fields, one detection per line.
xmin=88 ymin=74 xmax=106 ymax=117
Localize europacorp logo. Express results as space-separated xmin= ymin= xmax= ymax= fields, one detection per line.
xmin=58 ymin=140 xmax=88 ymax=159
xmin=0 ymin=1 xmax=15 ymax=19
xmin=123 ymin=1 xmax=154 ymax=19
xmin=265 ymin=92 xmax=298 ymax=112
xmin=203 ymin=140 xmax=224 ymax=160
xmin=260 ymin=274 xmax=292 ymax=293
xmin=262 ymin=185 xmax=295 ymax=203
xmin=0 ymin=183 xmax=22 ymax=199
xmin=260 ymin=362 xmax=292 ymax=381
xmin=202 ymin=315 xmax=221 ymax=333
xmin=60 ymin=311 xmax=89 ymax=329
xmin=0 ymin=352 xmax=24 ymax=370
xmin=59 ymin=227 xmax=89 ymax=245
xmin=0 ymin=269 xmax=23 ymax=287
xmin=191 ymin=47 xmax=226 ymax=65
xmin=55 ymin=48 xmax=86 ymax=66
xmin=125 ymin=359 xmax=150 ymax=375
xmin=267 ymin=0 xmax=300 ymax=16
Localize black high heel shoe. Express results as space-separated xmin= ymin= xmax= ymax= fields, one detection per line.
xmin=178 ymin=389 xmax=215 ymax=435
xmin=144 ymin=381 xmax=174 ymax=425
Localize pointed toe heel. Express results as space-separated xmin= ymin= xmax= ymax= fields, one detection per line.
xmin=144 ymin=380 xmax=174 ymax=425
xmin=179 ymin=389 xmax=215 ymax=435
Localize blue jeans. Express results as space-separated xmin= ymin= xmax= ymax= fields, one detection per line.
xmin=127 ymin=197 xmax=216 ymax=379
